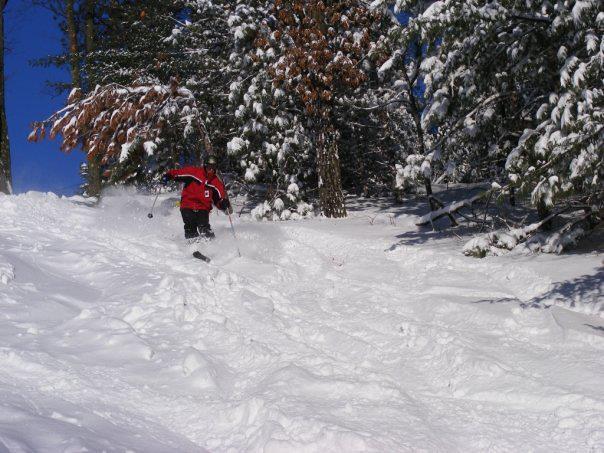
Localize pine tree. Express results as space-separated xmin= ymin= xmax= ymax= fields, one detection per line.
xmin=335 ymin=8 xmax=418 ymax=200
xmin=371 ymin=4 xmax=436 ymax=204
xmin=268 ymin=0 xmax=390 ymax=218
xmin=224 ymin=0 xmax=316 ymax=220
xmin=84 ymin=0 xmax=196 ymax=185
xmin=224 ymin=0 xmax=405 ymax=218
xmin=395 ymin=0 xmax=603 ymax=221
xmin=86 ymin=1 xmax=187 ymax=86
xmin=506 ymin=1 xmax=604 ymax=214
xmin=31 ymin=0 xmax=457 ymax=214
xmin=29 ymin=78 xmax=209 ymax=185
xmin=81 ymin=0 xmax=244 ymax=184
xmin=223 ymin=1 xmax=416 ymax=218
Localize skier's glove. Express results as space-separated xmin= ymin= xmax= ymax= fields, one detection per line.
xmin=161 ymin=174 xmax=170 ymax=186
xmin=219 ymin=198 xmax=233 ymax=215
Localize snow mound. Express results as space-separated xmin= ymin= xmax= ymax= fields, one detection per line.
xmin=0 ymin=190 xmax=602 ymax=451
xmin=0 ymin=257 xmax=14 ymax=284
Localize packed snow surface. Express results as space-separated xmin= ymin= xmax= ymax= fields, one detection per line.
xmin=0 ymin=189 xmax=602 ymax=452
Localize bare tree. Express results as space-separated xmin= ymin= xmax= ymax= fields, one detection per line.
xmin=65 ymin=0 xmax=81 ymax=88
xmin=82 ymin=0 xmax=101 ymax=196
xmin=30 ymin=0 xmax=102 ymax=196
xmin=0 ymin=0 xmax=11 ymax=194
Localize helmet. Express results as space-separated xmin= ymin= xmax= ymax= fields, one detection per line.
xmin=206 ymin=155 xmax=217 ymax=167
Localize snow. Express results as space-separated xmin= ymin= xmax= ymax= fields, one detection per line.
xmin=0 ymin=256 xmax=14 ymax=284
xmin=143 ymin=141 xmax=157 ymax=156
xmin=572 ymin=0 xmax=596 ymax=24
xmin=586 ymin=33 xmax=598 ymax=54
xmin=227 ymin=137 xmax=246 ymax=155
xmin=119 ymin=142 xmax=133 ymax=163
xmin=0 ymin=190 xmax=603 ymax=451
xmin=377 ymin=52 xmax=399 ymax=79
xmin=253 ymin=101 xmax=263 ymax=116
xmin=421 ymin=1 xmax=445 ymax=20
xmin=244 ymin=163 xmax=260 ymax=181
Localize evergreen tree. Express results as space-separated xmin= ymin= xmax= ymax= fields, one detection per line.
xmin=83 ymin=0 xmax=245 ymax=183
xmin=506 ymin=1 xmax=604 ymax=214
xmin=29 ymin=78 xmax=208 ymax=185
xmin=268 ymin=0 xmax=387 ymax=218
xmin=34 ymin=0 xmax=418 ymax=211
xmin=86 ymin=1 xmax=188 ymax=87
xmin=372 ymin=4 xmax=437 ymax=204
xmin=224 ymin=0 xmax=316 ymax=220
xmin=336 ymin=8 xmax=418 ymax=200
xmin=394 ymin=0 xmax=603 ymax=218
xmin=226 ymin=0 xmax=408 ymax=218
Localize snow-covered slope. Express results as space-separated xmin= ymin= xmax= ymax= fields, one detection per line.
xmin=0 ymin=189 xmax=602 ymax=452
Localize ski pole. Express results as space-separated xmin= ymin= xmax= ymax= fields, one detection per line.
xmin=147 ymin=191 xmax=161 ymax=219
xmin=227 ymin=212 xmax=242 ymax=257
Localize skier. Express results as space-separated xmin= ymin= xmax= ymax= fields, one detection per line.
xmin=162 ymin=156 xmax=233 ymax=244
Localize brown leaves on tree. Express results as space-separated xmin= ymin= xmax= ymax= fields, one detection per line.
xmin=267 ymin=0 xmax=381 ymax=118
xmin=29 ymin=79 xmax=204 ymax=165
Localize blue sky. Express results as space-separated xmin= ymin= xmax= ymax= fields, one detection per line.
xmin=5 ymin=4 xmax=84 ymax=195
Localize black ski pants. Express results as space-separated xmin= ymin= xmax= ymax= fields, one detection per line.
xmin=180 ymin=209 xmax=215 ymax=240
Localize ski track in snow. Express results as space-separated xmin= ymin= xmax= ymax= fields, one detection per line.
xmin=0 ymin=190 xmax=602 ymax=452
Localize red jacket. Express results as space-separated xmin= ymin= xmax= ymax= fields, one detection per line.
xmin=167 ymin=166 xmax=227 ymax=211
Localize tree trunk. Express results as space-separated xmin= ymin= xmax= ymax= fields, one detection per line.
xmin=84 ymin=0 xmax=94 ymax=60
xmin=424 ymin=176 xmax=437 ymax=211
xmin=316 ymin=126 xmax=346 ymax=218
xmin=0 ymin=0 xmax=11 ymax=195
xmin=66 ymin=0 xmax=81 ymax=88
xmin=412 ymin=112 xmax=436 ymax=211
xmin=83 ymin=0 xmax=101 ymax=197
xmin=405 ymin=69 xmax=435 ymax=212
xmin=537 ymin=200 xmax=553 ymax=231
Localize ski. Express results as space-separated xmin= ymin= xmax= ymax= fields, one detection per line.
xmin=192 ymin=251 xmax=211 ymax=263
